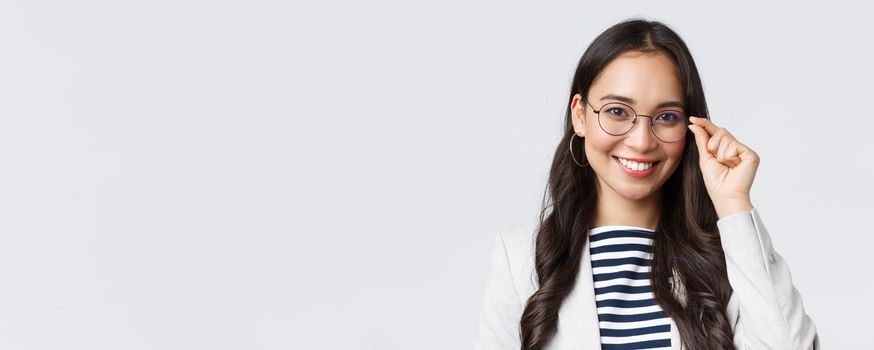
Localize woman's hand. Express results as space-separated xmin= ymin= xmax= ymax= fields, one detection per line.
xmin=687 ymin=116 xmax=758 ymax=219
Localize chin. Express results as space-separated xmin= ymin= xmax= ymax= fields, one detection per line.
xmin=618 ymin=185 xmax=657 ymax=201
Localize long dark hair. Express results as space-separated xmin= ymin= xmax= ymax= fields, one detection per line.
xmin=519 ymin=19 xmax=734 ymax=349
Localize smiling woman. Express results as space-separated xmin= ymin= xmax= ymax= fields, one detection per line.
xmin=474 ymin=18 xmax=820 ymax=350
xmin=572 ymin=50 xmax=687 ymax=220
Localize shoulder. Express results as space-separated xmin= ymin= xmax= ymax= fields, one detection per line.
xmin=495 ymin=224 xmax=539 ymax=304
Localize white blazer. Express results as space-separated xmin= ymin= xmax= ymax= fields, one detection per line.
xmin=473 ymin=207 xmax=820 ymax=349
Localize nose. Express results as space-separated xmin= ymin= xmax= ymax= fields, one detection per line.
xmin=624 ymin=116 xmax=659 ymax=151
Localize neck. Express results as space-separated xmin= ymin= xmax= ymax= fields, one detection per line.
xmin=592 ymin=187 xmax=662 ymax=231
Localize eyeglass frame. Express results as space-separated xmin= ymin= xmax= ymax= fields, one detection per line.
xmin=582 ymin=98 xmax=691 ymax=143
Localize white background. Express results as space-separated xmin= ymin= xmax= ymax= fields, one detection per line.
xmin=0 ymin=0 xmax=870 ymax=349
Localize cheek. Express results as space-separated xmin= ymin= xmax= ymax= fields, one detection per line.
xmin=663 ymin=143 xmax=686 ymax=170
xmin=667 ymin=143 xmax=685 ymax=159
xmin=584 ymin=131 xmax=619 ymax=154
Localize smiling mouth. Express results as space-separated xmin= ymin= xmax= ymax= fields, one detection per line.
xmin=613 ymin=156 xmax=661 ymax=173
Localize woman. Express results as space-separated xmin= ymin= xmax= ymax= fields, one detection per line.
xmin=473 ymin=19 xmax=820 ymax=349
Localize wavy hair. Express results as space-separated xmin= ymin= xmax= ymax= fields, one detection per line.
xmin=519 ymin=19 xmax=734 ymax=349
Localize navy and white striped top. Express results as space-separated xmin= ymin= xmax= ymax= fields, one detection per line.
xmin=589 ymin=226 xmax=672 ymax=350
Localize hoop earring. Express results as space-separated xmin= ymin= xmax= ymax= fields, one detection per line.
xmin=569 ymin=132 xmax=589 ymax=168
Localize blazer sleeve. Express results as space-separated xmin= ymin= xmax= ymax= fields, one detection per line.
xmin=473 ymin=230 xmax=524 ymax=350
xmin=717 ymin=207 xmax=820 ymax=350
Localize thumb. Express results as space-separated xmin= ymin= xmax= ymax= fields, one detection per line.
xmin=688 ymin=117 xmax=714 ymax=162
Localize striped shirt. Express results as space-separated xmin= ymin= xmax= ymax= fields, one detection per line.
xmin=589 ymin=226 xmax=671 ymax=350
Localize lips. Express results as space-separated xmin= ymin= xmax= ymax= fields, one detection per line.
xmin=614 ymin=156 xmax=660 ymax=163
xmin=613 ymin=156 xmax=661 ymax=177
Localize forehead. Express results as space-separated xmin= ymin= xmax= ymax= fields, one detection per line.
xmin=589 ymin=51 xmax=684 ymax=107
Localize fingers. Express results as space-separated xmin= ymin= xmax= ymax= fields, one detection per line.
xmin=690 ymin=115 xmax=721 ymax=135
xmin=687 ymin=117 xmax=714 ymax=162
xmin=703 ymin=121 xmax=733 ymax=155
xmin=689 ymin=116 xmax=742 ymax=166
xmin=719 ymin=141 xmax=742 ymax=167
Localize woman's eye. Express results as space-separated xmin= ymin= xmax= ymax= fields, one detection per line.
xmin=657 ymin=112 xmax=680 ymax=121
xmin=608 ymin=107 xmax=627 ymax=116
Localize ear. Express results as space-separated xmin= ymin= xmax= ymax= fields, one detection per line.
xmin=571 ymin=93 xmax=586 ymax=137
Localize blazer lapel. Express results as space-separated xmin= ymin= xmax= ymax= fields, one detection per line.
xmin=547 ymin=237 xmax=602 ymax=349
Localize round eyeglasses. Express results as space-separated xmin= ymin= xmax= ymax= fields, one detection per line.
xmin=584 ymin=99 xmax=690 ymax=143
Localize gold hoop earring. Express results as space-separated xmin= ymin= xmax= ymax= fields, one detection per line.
xmin=569 ymin=132 xmax=589 ymax=168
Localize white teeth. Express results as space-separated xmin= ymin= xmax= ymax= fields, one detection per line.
xmin=618 ymin=157 xmax=654 ymax=171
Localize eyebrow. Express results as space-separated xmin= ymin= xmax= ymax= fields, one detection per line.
xmin=600 ymin=93 xmax=684 ymax=109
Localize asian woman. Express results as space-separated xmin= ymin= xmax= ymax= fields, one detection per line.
xmin=473 ymin=18 xmax=819 ymax=350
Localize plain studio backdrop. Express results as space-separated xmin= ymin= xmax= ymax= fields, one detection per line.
xmin=0 ymin=0 xmax=870 ymax=349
